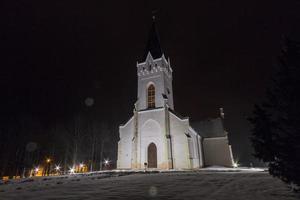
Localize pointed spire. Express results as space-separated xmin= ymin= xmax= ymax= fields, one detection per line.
xmin=142 ymin=15 xmax=163 ymax=61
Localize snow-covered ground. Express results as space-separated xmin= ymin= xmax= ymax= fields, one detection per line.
xmin=0 ymin=168 xmax=298 ymax=200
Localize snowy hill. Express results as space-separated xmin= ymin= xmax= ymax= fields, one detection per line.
xmin=0 ymin=169 xmax=298 ymax=200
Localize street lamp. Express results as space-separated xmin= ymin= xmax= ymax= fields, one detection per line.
xmin=55 ymin=165 xmax=61 ymax=171
xmin=69 ymin=166 xmax=75 ymax=174
xmin=104 ymin=159 xmax=110 ymax=166
xmin=33 ymin=167 xmax=39 ymax=177
xmin=45 ymin=158 xmax=52 ymax=176
xmin=233 ymin=161 xmax=239 ymax=168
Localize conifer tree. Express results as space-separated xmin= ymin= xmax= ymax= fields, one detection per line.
xmin=249 ymin=38 xmax=300 ymax=191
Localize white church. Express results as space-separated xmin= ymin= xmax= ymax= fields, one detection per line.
xmin=117 ymin=18 xmax=234 ymax=170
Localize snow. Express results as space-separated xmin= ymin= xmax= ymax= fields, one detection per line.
xmin=0 ymin=169 xmax=298 ymax=200
xmin=199 ymin=166 xmax=267 ymax=172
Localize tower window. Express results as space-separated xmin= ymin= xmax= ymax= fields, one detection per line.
xmin=147 ymin=84 xmax=155 ymax=108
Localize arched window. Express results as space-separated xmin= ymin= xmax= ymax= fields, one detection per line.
xmin=147 ymin=84 xmax=155 ymax=108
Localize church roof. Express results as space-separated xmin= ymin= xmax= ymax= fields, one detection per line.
xmin=168 ymin=108 xmax=189 ymax=120
xmin=142 ymin=17 xmax=163 ymax=61
xmin=191 ymin=118 xmax=227 ymax=138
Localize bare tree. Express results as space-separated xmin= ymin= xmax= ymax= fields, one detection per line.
xmin=86 ymin=119 xmax=111 ymax=171
xmin=65 ymin=114 xmax=86 ymax=166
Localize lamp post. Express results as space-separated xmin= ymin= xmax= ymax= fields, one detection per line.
xmin=55 ymin=165 xmax=61 ymax=175
xmin=34 ymin=167 xmax=39 ymax=176
xmin=69 ymin=166 xmax=75 ymax=174
xmin=103 ymin=159 xmax=110 ymax=170
xmin=46 ymin=158 xmax=51 ymax=176
xmin=233 ymin=161 xmax=239 ymax=168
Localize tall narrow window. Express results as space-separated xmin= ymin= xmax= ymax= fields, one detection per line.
xmin=147 ymin=84 xmax=155 ymax=108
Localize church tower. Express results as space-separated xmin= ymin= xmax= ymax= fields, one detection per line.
xmin=136 ymin=17 xmax=174 ymax=111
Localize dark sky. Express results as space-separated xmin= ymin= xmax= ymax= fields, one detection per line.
xmin=1 ymin=0 xmax=300 ymax=165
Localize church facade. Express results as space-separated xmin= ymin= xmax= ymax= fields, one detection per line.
xmin=117 ymin=19 xmax=234 ymax=170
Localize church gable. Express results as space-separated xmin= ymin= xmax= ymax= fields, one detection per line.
xmin=119 ymin=117 xmax=134 ymax=140
xmin=140 ymin=119 xmax=161 ymax=138
xmin=117 ymin=117 xmax=134 ymax=169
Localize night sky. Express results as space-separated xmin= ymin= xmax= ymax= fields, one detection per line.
xmin=1 ymin=0 xmax=300 ymax=166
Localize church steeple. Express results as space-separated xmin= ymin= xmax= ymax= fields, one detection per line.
xmin=136 ymin=17 xmax=174 ymax=111
xmin=142 ymin=16 xmax=163 ymax=61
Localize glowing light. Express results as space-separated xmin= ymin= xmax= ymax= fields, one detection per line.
xmin=69 ymin=166 xmax=75 ymax=174
xmin=34 ymin=167 xmax=39 ymax=173
xmin=104 ymin=159 xmax=110 ymax=166
xmin=46 ymin=158 xmax=51 ymax=163
xmin=79 ymin=163 xmax=84 ymax=168
xmin=55 ymin=165 xmax=61 ymax=171
xmin=233 ymin=161 xmax=239 ymax=168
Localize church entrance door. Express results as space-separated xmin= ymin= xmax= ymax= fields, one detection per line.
xmin=148 ymin=143 xmax=157 ymax=168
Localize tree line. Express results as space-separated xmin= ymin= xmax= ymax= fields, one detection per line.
xmin=0 ymin=112 xmax=116 ymax=177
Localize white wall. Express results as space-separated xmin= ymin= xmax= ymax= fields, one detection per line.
xmin=203 ymin=136 xmax=233 ymax=167
xmin=169 ymin=112 xmax=191 ymax=169
xmin=117 ymin=117 xmax=134 ymax=169
xmin=188 ymin=127 xmax=203 ymax=168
